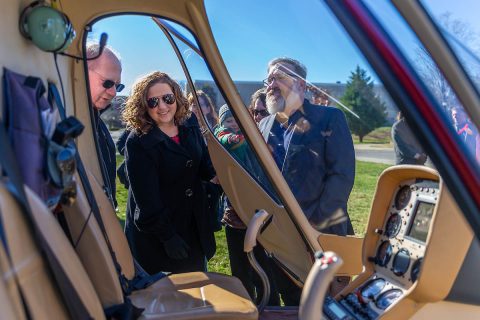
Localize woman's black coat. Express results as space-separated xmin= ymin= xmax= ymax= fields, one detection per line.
xmin=124 ymin=121 xmax=216 ymax=274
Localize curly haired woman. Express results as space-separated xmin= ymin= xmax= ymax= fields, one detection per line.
xmin=122 ymin=71 xmax=217 ymax=274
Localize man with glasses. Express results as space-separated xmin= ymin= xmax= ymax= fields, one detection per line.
xmin=87 ymin=43 xmax=124 ymax=209
xmin=259 ymin=57 xmax=355 ymax=304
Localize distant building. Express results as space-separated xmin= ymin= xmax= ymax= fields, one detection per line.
xmin=103 ymin=81 xmax=398 ymax=130
xmin=193 ymin=80 xmax=398 ymax=124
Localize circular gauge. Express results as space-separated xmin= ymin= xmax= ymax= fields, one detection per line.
xmin=385 ymin=214 xmax=402 ymax=238
xmin=410 ymin=258 xmax=423 ymax=282
xmin=392 ymin=248 xmax=411 ymax=276
xmin=361 ymin=278 xmax=386 ymax=300
xmin=375 ymin=289 xmax=403 ymax=310
xmin=395 ymin=186 xmax=412 ymax=210
xmin=375 ymin=241 xmax=393 ymax=267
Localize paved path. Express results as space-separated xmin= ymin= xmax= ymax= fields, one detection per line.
xmin=354 ymin=144 xmax=395 ymax=165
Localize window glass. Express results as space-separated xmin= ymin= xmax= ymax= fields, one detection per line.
xmin=159 ymin=18 xmax=282 ymax=203
xmin=364 ymin=0 xmax=480 ymax=168
xmin=205 ymin=0 xmax=413 ymax=235
xmin=87 ymin=15 xmax=189 ymax=222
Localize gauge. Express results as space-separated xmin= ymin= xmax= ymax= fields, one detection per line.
xmin=375 ymin=241 xmax=393 ymax=267
xmin=394 ymin=185 xmax=412 ymax=210
xmin=410 ymin=258 xmax=423 ymax=282
xmin=361 ymin=278 xmax=386 ymax=300
xmin=375 ymin=289 xmax=403 ymax=310
xmin=385 ymin=214 xmax=402 ymax=238
xmin=392 ymin=248 xmax=411 ymax=276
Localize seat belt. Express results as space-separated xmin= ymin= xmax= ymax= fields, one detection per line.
xmin=48 ymin=82 xmax=131 ymax=294
xmin=0 ymin=120 xmax=93 ymax=319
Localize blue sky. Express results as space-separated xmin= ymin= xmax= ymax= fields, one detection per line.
xmin=88 ymin=0 xmax=479 ymax=95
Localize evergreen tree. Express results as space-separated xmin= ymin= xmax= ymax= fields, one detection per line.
xmin=340 ymin=66 xmax=387 ymax=142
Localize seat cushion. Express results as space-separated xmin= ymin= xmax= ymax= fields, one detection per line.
xmin=129 ymin=272 xmax=258 ymax=319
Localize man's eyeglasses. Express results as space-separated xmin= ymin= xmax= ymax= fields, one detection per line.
xmin=90 ymin=69 xmax=124 ymax=92
xmin=252 ymin=109 xmax=269 ymax=117
xmin=147 ymin=94 xmax=176 ymax=108
xmin=263 ymin=72 xmax=296 ymax=87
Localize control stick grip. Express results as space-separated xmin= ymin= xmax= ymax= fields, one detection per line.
xmin=299 ymin=251 xmax=343 ymax=320
xmin=244 ymin=209 xmax=269 ymax=253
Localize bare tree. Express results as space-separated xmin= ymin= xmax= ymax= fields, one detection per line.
xmin=415 ymin=12 xmax=480 ymax=113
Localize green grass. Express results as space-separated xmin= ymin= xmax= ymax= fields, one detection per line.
xmin=352 ymin=126 xmax=392 ymax=145
xmin=348 ymin=161 xmax=390 ymax=235
xmin=114 ymin=155 xmax=388 ymax=273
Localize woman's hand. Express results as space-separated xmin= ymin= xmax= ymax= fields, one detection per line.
xmin=210 ymin=175 xmax=220 ymax=184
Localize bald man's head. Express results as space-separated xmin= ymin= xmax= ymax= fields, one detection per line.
xmin=87 ymin=45 xmax=122 ymax=110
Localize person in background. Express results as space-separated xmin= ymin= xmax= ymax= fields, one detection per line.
xmin=451 ymin=107 xmax=478 ymax=156
xmin=391 ymin=112 xmax=427 ymax=165
xmin=310 ymin=87 xmax=331 ymax=106
xmin=122 ymin=71 xmax=218 ymax=274
xmin=248 ymin=88 xmax=269 ymax=124
xmin=116 ymin=129 xmax=130 ymax=189
xmin=214 ymin=104 xmax=279 ymax=306
xmin=259 ymin=57 xmax=355 ymax=305
xmin=187 ymin=90 xmax=219 ymax=130
xmin=87 ymin=43 xmax=124 ymax=209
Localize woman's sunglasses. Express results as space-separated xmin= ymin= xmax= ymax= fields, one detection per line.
xmin=147 ymin=93 xmax=176 ymax=108
xmin=253 ymin=109 xmax=269 ymax=117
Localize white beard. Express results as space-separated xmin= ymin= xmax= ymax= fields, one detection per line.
xmin=266 ymin=92 xmax=285 ymax=114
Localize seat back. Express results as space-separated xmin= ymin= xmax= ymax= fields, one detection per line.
xmin=62 ymin=172 xmax=127 ymax=307
xmin=0 ymin=182 xmax=106 ymax=319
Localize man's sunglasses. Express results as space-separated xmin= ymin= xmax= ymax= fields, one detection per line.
xmin=253 ymin=109 xmax=269 ymax=117
xmin=102 ymin=79 xmax=125 ymax=93
xmin=91 ymin=69 xmax=124 ymax=92
xmin=147 ymin=93 xmax=176 ymax=108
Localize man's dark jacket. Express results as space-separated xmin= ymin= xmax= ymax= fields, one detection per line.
xmin=259 ymin=100 xmax=355 ymax=235
xmin=124 ymin=121 xmax=216 ymax=274
xmin=95 ymin=110 xmax=117 ymax=207
xmin=391 ymin=118 xmax=426 ymax=165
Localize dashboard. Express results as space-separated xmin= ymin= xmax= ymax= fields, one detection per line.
xmin=323 ymin=178 xmax=439 ymax=320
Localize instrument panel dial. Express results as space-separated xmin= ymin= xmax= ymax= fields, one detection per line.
xmin=385 ymin=213 xmax=402 ymax=238
xmin=394 ymin=185 xmax=411 ymax=210
xmin=376 ymin=241 xmax=393 ymax=267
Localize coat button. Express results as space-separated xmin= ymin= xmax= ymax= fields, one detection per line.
xmin=185 ymin=188 xmax=193 ymax=197
xmin=186 ymin=160 xmax=193 ymax=168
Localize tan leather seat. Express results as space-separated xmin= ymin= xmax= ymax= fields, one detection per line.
xmin=62 ymin=171 xmax=258 ymax=319
xmin=0 ymin=183 xmax=106 ymax=319
xmin=130 ymin=272 xmax=257 ymax=319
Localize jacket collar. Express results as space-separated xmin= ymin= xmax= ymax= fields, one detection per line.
xmin=138 ymin=124 xmax=192 ymax=157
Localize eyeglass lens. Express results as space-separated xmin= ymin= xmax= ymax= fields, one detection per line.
xmin=147 ymin=94 xmax=176 ymax=108
xmin=102 ymin=79 xmax=125 ymax=92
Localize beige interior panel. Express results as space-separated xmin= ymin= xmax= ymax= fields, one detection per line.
xmin=408 ymin=301 xmax=480 ymax=320
xmin=0 ymin=0 xmax=71 ymax=116
xmin=317 ymin=234 xmax=363 ymax=275
xmin=130 ymin=272 xmax=257 ymax=320
xmin=62 ymin=175 xmax=124 ymax=307
xmin=0 ymin=184 xmax=69 ymax=319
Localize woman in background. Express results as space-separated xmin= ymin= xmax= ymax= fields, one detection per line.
xmin=248 ymin=88 xmax=269 ymax=124
xmin=187 ymin=90 xmax=219 ymax=130
xmin=122 ymin=71 xmax=217 ymax=274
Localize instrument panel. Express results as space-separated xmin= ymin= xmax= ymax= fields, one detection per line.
xmin=325 ymin=179 xmax=439 ymax=320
